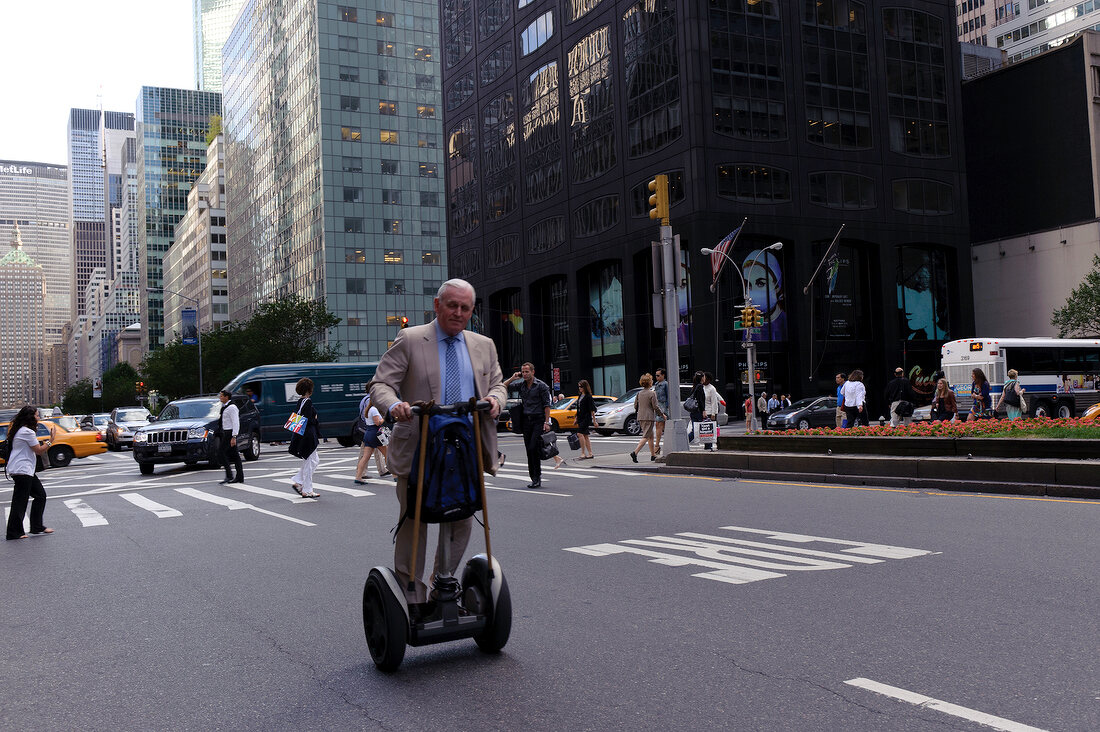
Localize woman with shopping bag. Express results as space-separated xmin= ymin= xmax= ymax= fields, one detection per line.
xmin=286 ymin=378 xmax=322 ymax=498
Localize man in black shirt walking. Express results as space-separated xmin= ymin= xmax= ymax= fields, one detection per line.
xmin=884 ymin=367 xmax=917 ymax=427
xmin=505 ymin=362 xmax=552 ymax=489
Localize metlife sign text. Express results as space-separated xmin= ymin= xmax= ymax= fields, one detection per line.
xmin=0 ymin=165 xmax=34 ymax=175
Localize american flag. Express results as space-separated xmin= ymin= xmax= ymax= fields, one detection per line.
xmin=710 ymin=220 xmax=745 ymax=289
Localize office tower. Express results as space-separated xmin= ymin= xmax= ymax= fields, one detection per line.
xmin=194 ymin=0 xmax=248 ymax=92
xmin=442 ymin=0 xmax=972 ymax=400
xmin=136 ymin=86 xmax=222 ymax=353
xmin=993 ymin=0 xmax=1100 ymax=62
xmin=0 ymin=227 xmax=47 ymax=406
xmin=165 ymin=134 xmax=229 ymax=338
xmin=67 ymin=109 xmax=135 ymax=320
xmin=222 ymin=0 xmax=446 ymax=360
xmin=0 ymin=160 xmax=69 ymax=349
xmin=103 ymin=118 xmax=138 ymax=280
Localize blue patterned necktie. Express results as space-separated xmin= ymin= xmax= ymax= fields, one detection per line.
xmin=444 ymin=336 xmax=461 ymax=403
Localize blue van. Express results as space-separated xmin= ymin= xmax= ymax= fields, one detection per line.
xmin=223 ymin=362 xmax=378 ymax=446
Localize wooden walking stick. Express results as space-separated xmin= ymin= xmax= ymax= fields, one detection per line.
xmin=407 ymin=400 xmax=434 ymax=593
xmin=469 ymin=397 xmax=494 ymax=578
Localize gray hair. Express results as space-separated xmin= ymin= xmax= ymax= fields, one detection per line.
xmin=436 ymin=278 xmax=476 ymax=300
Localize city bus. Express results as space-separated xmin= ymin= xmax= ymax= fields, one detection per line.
xmin=940 ymin=338 xmax=1100 ymax=418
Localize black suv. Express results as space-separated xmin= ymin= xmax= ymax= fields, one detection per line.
xmin=132 ymin=395 xmax=261 ymax=475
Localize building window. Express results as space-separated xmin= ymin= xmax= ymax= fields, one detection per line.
xmin=808 ymin=172 xmax=876 ymax=210
xmin=803 ymin=0 xmax=872 ymax=150
xmin=716 ymin=164 xmax=792 ymax=203
xmin=382 ymin=219 xmax=401 ymax=234
xmin=710 ymin=0 xmax=785 ymax=141
xmin=384 ymin=249 xmax=403 ymax=263
xmin=342 ymin=156 xmax=362 ymax=172
xmin=378 ymin=70 xmax=390 ymax=85
xmin=338 ymin=6 xmax=357 ymax=22
xmin=414 ymin=46 xmax=434 ymax=61
xmin=379 ymin=101 xmax=397 ymax=115
xmin=338 ymin=35 xmax=358 ymax=52
xmin=444 ymin=0 xmax=474 ymax=68
xmin=386 ymin=279 xmax=405 ymax=294
xmin=422 ymin=251 xmax=441 ymax=264
xmin=381 ymin=160 xmax=399 ymax=175
xmin=624 ymin=0 xmax=682 ymax=156
xmin=483 ymin=91 xmax=517 ymax=222
xmin=569 ymin=0 xmax=603 ymax=23
xmin=527 ymin=216 xmax=566 ymax=255
xmin=897 ymin=246 xmax=950 ymax=340
xmin=344 ymin=217 xmax=364 ymax=233
xmin=339 ymin=66 xmax=359 ymax=82
xmin=448 ymin=117 xmax=480 ymax=236
xmin=421 ymin=192 xmax=440 ymax=207
xmin=420 ymin=163 xmax=439 ymax=177
xmin=382 ymin=189 xmax=401 ymax=204
xmin=481 ymin=43 xmax=514 ymax=86
xmin=418 ymin=133 xmax=440 ymax=148
xmin=629 ymin=170 xmax=684 ymax=217
xmin=521 ymin=11 xmax=554 ymax=56
xmin=346 ymin=278 xmax=367 ymax=294
xmin=480 ymin=0 xmax=511 ymax=39
xmin=891 ymin=179 xmax=954 ymax=215
xmin=343 ymin=187 xmax=362 ymax=203
xmin=380 ymin=130 xmax=400 ymax=144
xmin=522 ymin=62 xmax=562 ymax=204
xmin=341 ymin=126 xmax=362 ymax=141
xmin=345 ymin=248 xmax=366 ymax=263
xmin=423 ymin=222 xmax=442 ymax=236
xmin=569 ymin=25 xmax=616 ymax=182
xmin=340 ymin=95 xmax=360 ymax=111
xmin=572 ymin=195 xmax=620 ymax=238
xmin=417 ymin=105 xmax=437 ymax=119
xmin=416 ymin=74 xmax=434 ymax=90
xmin=378 ymin=41 xmax=396 ymax=56
xmin=376 ymin=11 xmax=394 ymax=26
xmin=884 ymin=8 xmax=949 ymax=157
xmin=447 ymin=72 xmax=476 ymax=111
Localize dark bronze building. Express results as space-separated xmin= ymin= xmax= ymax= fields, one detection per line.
xmin=442 ymin=0 xmax=972 ymax=413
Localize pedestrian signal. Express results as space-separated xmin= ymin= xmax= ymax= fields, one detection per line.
xmin=400 ymin=316 xmax=409 ymax=328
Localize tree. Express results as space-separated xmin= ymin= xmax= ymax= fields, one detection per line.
xmin=205 ymin=114 xmax=222 ymax=145
xmin=1052 ymin=254 xmax=1100 ymax=337
xmin=141 ymin=296 xmax=342 ymax=400
xmin=101 ymin=362 xmax=142 ymax=411
xmin=62 ymin=379 xmax=95 ymax=415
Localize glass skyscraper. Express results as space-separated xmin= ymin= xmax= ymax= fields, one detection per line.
xmin=222 ymin=0 xmax=446 ymax=360
xmin=136 ymin=86 xmax=222 ymax=352
xmin=193 ymin=0 xmax=248 ymax=92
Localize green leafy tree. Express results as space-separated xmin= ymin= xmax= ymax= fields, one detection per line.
xmin=101 ymin=362 xmax=142 ymax=411
xmin=1052 ymin=254 xmax=1100 ymax=337
xmin=141 ymin=296 xmax=341 ymax=399
xmin=205 ymin=114 xmax=222 ymax=145
xmin=62 ymin=378 xmax=95 ymax=415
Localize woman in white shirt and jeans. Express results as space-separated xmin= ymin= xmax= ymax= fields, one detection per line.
xmin=841 ymin=369 xmax=868 ymax=429
xmin=5 ymin=406 xmax=57 ymax=540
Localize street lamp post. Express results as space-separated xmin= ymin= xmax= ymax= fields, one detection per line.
xmin=148 ymin=287 xmax=204 ymax=395
xmin=700 ymin=241 xmax=782 ymax=432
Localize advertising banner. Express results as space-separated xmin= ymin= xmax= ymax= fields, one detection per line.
xmin=181 ymin=308 xmax=198 ymax=345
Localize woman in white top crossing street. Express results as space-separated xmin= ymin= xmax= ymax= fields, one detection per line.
xmin=841 ymin=369 xmax=868 ymax=428
xmin=5 ymin=406 xmax=57 ymax=540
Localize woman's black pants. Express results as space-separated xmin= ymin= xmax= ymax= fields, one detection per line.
xmin=7 ymin=473 xmax=46 ymax=539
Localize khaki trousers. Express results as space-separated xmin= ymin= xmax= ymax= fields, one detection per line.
xmin=394 ymin=475 xmax=473 ymax=602
xmin=835 ymin=406 xmax=845 ymax=428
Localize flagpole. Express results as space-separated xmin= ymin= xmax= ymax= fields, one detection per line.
xmin=707 ymin=218 xmax=746 ymax=406
xmin=802 ymin=224 xmax=845 ymax=295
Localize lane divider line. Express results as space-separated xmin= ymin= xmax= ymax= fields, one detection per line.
xmin=63 ymin=499 xmax=109 ymax=527
xmin=843 ymin=678 xmax=1048 ymax=732
xmin=175 ymin=487 xmax=315 ymax=527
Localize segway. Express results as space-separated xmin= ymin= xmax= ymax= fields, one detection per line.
xmin=362 ymin=398 xmax=512 ymax=671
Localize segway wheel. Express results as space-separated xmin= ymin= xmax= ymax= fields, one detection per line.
xmin=362 ymin=572 xmax=407 ymax=671
xmin=463 ymin=558 xmax=512 ymax=653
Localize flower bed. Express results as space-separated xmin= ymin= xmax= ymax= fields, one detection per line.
xmin=755 ymin=417 xmax=1100 ymax=439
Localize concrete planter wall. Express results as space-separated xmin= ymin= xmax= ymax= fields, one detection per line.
xmin=715 ymin=435 xmax=1098 ymax=460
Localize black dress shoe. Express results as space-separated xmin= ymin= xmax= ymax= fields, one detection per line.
xmin=630 ymin=451 xmax=638 ymax=463
xmin=232 ymin=477 xmax=245 ymax=483
xmin=526 ymin=481 xmax=541 ymax=489
xmin=219 ymin=478 xmax=233 ymax=485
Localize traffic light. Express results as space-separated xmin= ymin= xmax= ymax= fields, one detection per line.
xmin=750 ymin=307 xmax=763 ymax=328
xmin=135 ymin=381 xmax=143 ymax=394
xmin=647 ymin=174 xmax=670 ymax=224
xmin=400 ymin=316 xmax=409 ymax=329
xmin=740 ymin=306 xmax=754 ymax=330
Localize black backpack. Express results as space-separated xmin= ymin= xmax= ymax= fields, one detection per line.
xmin=1003 ymin=381 xmax=1020 ymax=407
xmin=406 ymin=413 xmax=482 ymax=523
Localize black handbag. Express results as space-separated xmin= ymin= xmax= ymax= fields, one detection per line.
xmin=567 ymin=432 xmax=580 ymax=451
xmin=288 ymin=426 xmax=318 ymax=459
xmin=539 ymin=432 xmax=559 ymax=460
xmin=683 ymin=397 xmax=699 ymax=412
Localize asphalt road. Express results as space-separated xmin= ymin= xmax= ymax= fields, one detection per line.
xmin=1 ymin=433 xmax=1095 ymax=731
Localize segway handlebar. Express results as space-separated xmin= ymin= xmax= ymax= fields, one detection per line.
xmin=409 ymin=399 xmax=493 ymax=417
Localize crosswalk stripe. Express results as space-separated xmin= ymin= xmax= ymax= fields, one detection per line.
xmin=274 ymin=478 xmax=373 ymax=497
xmin=119 ymin=493 xmax=183 ymax=518
xmin=226 ymin=482 xmax=314 ymax=503
xmin=63 ymin=498 xmax=109 ymax=527
xmin=176 ymin=487 xmax=316 ymax=527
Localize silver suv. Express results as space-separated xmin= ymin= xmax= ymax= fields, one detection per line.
xmin=594 ymin=385 xmax=729 ymax=436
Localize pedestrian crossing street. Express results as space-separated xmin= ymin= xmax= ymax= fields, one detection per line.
xmin=3 ymin=448 xmax=640 ymax=534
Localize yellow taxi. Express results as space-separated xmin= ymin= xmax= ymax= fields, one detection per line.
xmin=508 ymin=395 xmax=615 ymax=431
xmin=1081 ymin=402 xmax=1100 ymax=422
xmin=1 ymin=421 xmax=107 ymax=468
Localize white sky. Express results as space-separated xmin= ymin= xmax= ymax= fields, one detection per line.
xmin=0 ymin=1 xmax=195 ymax=165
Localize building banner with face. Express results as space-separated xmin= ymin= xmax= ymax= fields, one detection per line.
xmin=741 ymin=249 xmax=786 ymax=342
xmin=181 ymin=308 xmax=198 ymax=345
xmin=897 ymin=247 xmax=949 ymax=341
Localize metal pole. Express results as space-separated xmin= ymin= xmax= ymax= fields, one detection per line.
xmin=746 ymin=339 xmax=757 ymax=432
xmin=661 ymin=224 xmax=689 ymax=453
xmin=197 ymin=313 xmax=204 ymax=394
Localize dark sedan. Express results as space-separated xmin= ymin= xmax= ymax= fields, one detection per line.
xmin=765 ymin=396 xmax=837 ymax=430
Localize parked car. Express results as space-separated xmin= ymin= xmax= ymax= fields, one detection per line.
xmin=80 ymin=413 xmax=111 ymax=435
xmin=594 ymin=388 xmax=644 ymax=435
xmin=765 ymin=396 xmax=837 ymax=430
xmin=132 ymin=395 xmax=261 ymax=475
xmin=106 ymin=407 xmax=152 ymax=450
xmin=0 ymin=421 xmax=107 ymax=468
xmin=222 ymin=361 xmax=378 ymax=446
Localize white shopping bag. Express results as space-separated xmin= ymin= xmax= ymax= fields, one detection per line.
xmin=698 ymin=420 xmax=718 ymax=445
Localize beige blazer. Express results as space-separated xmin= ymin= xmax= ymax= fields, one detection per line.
xmin=634 ymin=388 xmax=664 ymax=422
xmin=369 ymin=321 xmax=507 ymax=478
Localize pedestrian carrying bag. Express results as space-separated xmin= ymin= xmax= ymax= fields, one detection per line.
xmin=540 ymin=431 xmax=559 ymax=460
xmin=407 ymin=412 xmax=481 ymax=523
xmin=567 ymin=432 xmax=581 ymax=451
xmin=683 ymin=396 xmax=699 ymax=412
xmin=1003 ymin=381 xmax=1020 ymax=407
xmin=284 ymin=412 xmax=308 ymax=435
xmin=894 ymin=400 xmax=915 ymax=417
